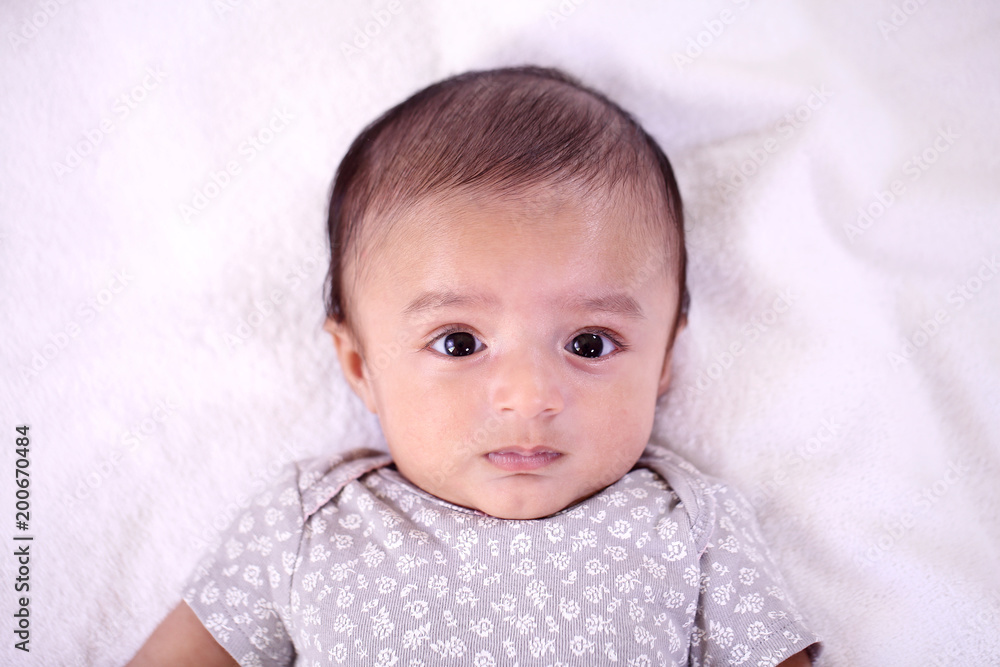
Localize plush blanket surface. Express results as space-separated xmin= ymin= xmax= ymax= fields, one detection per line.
xmin=2 ymin=0 xmax=999 ymax=664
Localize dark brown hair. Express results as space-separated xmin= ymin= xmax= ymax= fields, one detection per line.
xmin=324 ymin=65 xmax=689 ymax=340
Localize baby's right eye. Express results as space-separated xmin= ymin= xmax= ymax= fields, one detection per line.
xmin=430 ymin=330 xmax=484 ymax=357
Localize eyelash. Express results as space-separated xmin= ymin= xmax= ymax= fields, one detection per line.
xmin=578 ymin=327 xmax=629 ymax=354
xmin=425 ymin=326 xmax=629 ymax=356
xmin=427 ymin=324 xmax=477 ymax=346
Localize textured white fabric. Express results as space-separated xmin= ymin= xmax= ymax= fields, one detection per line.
xmin=2 ymin=1 xmax=999 ymax=665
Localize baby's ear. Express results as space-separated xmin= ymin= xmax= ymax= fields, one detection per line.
xmin=657 ymin=348 xmax=675 ymax=397
xmin=657 ymin=315 xmax=687 ymax=396
xmin=323 ymin=318 xmax=378 ymax=414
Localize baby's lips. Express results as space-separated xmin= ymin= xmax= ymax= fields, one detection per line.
xmin=488 ymin=446 xmax=556 ymax=456
xmin=485 ymin=449 xmax=562 ymax=471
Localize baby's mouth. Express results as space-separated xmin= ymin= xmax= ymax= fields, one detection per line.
xmin=485 ymin=448 xmax=562 ymax=471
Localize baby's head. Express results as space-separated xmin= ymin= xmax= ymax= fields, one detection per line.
xmin=323 ymin=66 xmax=688 ymax=519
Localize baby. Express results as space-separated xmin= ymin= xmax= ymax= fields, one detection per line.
xmin=131 ymin=66 xmax=820 ymax=666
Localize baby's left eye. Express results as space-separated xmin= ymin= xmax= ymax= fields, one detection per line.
xmin=430 ymin=330 xmax=484 ymax=357
xmin=566 ymin=332 xmax=619 ymax=358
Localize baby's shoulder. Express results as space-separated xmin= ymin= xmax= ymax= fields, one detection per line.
xmin=226 ymin=448 xmax=394 ymax=531
xmin=192 ymin=448 xmax=393 ymax=557
xmin=292 ymin=448 xmax=393 ymax=517
xmin=635 ymin=444 xmax=758 ymax=554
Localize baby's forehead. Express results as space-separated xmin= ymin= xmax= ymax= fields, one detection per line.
xmin=361 ymin=183 xmax=677 ymax=287
xmin=372 ymin=179 xmax=662 ymax=247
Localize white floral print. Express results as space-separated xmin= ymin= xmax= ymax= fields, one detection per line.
xmin=182 ymin=447 xmax=819 ymax=666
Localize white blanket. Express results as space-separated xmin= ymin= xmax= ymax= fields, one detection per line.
xmin=2 ymin=1 xmax=998 ymax=664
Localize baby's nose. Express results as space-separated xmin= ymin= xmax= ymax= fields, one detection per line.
xmin=490 ymin=351 xmax=564 ymax=419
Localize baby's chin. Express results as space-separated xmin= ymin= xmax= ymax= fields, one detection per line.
xmin=475 ymin=501 xmax=570 ymax=521
xmin=458 ymin=479 xmax=598 ymax=520
xmin=478 ymin=501 xmax=564 ymax=521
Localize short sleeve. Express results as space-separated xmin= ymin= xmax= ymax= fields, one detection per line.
xmin=181 ymin=461 xmax=304 ymax=667
xmin=689 ymin=482 xmax=822 ymax=666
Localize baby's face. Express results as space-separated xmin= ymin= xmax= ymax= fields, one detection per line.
xmin=331 ymin=187 xmax=682 ymax=519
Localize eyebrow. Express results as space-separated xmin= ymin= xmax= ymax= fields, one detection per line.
xmin=403 ymin=289 xmax=644 ymax=320
xmin=403 ymin=290 xmax=499 ymax=318
xmin=570 ymin=292 xmax=646 ymax=320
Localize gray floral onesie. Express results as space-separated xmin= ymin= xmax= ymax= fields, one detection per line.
xmin=183 ymin=444 xmax=821 ymax=666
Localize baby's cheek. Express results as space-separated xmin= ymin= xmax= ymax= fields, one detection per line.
xmin=602 ymin=375 xmax=652 ymax=423
xmin=377 ymin=375 xmax=436 ymax=446
xmin=597 ymin=379 xmax=657 ymax=450
xmin=398 ymin=386 xmax=477 ymax=453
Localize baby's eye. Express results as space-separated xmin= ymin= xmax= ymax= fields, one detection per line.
xmin=430 ymin=330 xmax=484 ymax=357
xmin=566 ymin=332 xmax=619 ymax=359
